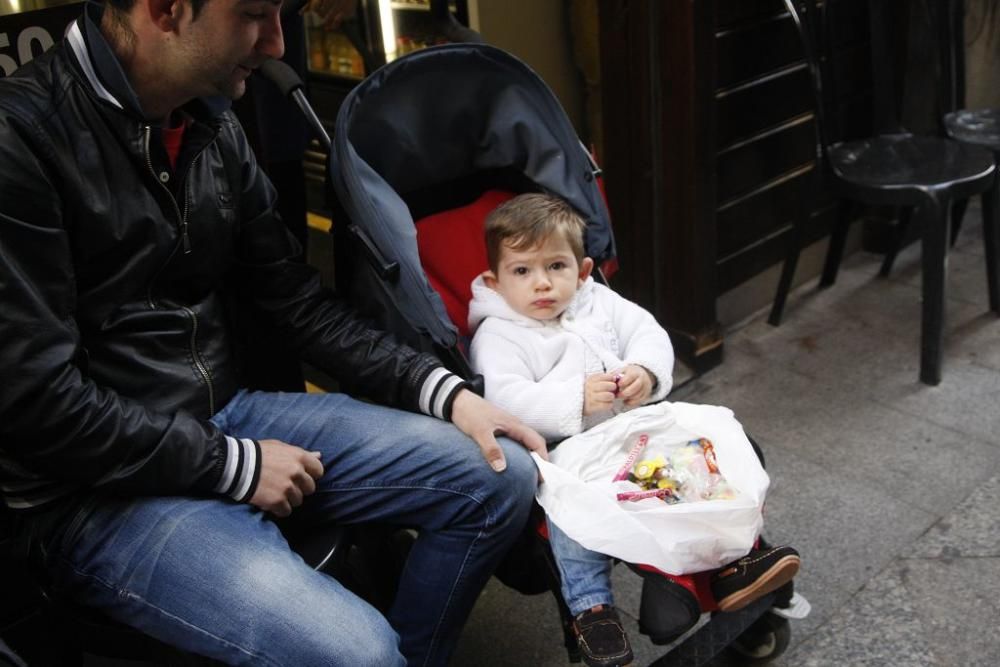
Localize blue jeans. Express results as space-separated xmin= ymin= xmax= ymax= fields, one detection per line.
xmin=546 ymin=518 xmax=614 ymax=616
xmin=43 ymin=390 xmax=537 ymax=666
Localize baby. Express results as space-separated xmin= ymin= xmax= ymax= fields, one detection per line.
xmin=468 ymin=193 xmax=799 ymax=667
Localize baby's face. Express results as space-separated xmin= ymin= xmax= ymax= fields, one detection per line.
xmin=487 ymin=234 xmax=592 ymax=321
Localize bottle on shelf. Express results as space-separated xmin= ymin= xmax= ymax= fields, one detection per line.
xmin=308 ymin=27 xmax=328 ymax=72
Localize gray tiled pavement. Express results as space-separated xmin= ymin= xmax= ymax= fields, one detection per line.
xmin=452 ymin=211 xmax=1000 ymax=666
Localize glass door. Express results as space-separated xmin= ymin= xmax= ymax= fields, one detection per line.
xmin=303 ymin=0 xmax=469 ymax=81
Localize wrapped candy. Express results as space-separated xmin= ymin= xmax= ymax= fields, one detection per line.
xmin=616 ymin=435 xmax=735 ymax=503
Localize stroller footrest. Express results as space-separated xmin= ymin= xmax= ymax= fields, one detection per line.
xmin=637 ymin=572 xmax=702 ymax=644
xmin=648 ymin=593 xmax=775 ymax=667
xmin=772 ymin=591 xmax=811 ymax=620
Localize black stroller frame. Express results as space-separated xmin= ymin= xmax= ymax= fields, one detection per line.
xmin=324 ymin=42 xmax=800 ymax=666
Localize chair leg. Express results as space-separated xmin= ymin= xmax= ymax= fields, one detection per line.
xmin=950 ymin=198 xmax=969 ymax=247
xmin=820 ymin=200 xmax=852 ymax=288
xmin=982 ymin=179 xmax=1000 ymax=313
xmin=919 ymin=198 xmax=949 ymax=385
xmin=879 ymin=206 xmax=913 ymax=277
xmin=770 ymin=172 xmax=816 ymax=325
xmin=768 ymin=213 xmax=806 ymax=326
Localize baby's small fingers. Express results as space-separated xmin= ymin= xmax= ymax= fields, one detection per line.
xmin=592 ymin=391 xmax=616 ymax=405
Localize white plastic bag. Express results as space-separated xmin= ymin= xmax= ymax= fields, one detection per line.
xmin=532 ymin=401 xmax=769 ymax=575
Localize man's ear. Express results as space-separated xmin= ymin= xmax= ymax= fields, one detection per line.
xmin=148 ymin=0 xmax=187 ymax=32
xmin=482 ymin=270 xmax=499 ymax=290
xmin=578 ymin=257 xmax=594 ymax=286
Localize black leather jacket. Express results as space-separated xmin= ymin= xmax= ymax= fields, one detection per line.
xmin=0 ymin=7 xmax=463 ymax=512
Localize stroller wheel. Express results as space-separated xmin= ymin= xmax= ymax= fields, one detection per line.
xmin=727 ymin=613 xmax=791 ymax=664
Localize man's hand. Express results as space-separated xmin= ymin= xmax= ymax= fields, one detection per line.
xmin=249 ymin=439 xmax=324 ymax=517
xmin=616 ymin=364 xmax=655 ymax=407
xmin=450 ymin=389 xmax=548 ymax=472
xmin=584 ymin=372 xmax=617 ymax=415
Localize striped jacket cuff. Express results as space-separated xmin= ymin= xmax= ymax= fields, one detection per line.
xmin=214 ymin=437 xmax=262 ymax=503
xmin=416 ymin=367 xmax=467 ymax=421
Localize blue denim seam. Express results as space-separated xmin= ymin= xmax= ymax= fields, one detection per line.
xmin=53 ymin=556 xmax=276 ymax=666
xmin=314 ymin=483 xmax=488 ymax=507
xmin=314 ymin=484 xmax=496 ymax=667
xmin=425 ymin=503 xmax=494 ymax=666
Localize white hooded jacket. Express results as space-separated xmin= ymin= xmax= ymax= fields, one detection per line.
xmin=468 ymin=275 xmax=674 ymax=441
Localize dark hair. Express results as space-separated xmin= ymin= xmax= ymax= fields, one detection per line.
xmin=484 ymin=193 xmax=587 ymax=273
xmin=104 ymin=0 xmax=210 ymax=19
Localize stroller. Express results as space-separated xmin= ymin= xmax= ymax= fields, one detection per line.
xmin=325 ymin=42 xmax=806 ymax=666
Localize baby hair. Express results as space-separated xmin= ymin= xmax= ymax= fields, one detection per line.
xmin=485 ymin=193 xmax=587 ymax=272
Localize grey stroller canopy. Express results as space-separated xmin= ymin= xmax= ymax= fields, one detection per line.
xmin=329 ymin=43 xmax=614 ymax=351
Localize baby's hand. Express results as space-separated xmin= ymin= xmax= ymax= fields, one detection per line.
xmin=584 ymin=372 xmax=618 ymax=415
xmin=616 ymin=365 xmax=656 ymax=407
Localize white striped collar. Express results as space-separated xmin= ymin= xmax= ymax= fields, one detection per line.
xmin=66 ymin=19 xmax=123 ymax=111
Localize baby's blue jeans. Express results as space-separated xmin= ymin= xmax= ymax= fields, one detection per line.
xmin=546 ymin=517 xmax=615 ymax=616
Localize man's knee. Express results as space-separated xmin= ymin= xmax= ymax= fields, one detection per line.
xmin=306 ymin=620 xmax=405 ymax=667
xmin=501 ymin=441 xmax=538 ymax=497
xmin=247 ymin=575 xmax=406 ymax=666
xmin=263 ymin=624 xmax=404 ymax=667
xmin=481 ymin=440 xmax=538 ymax=517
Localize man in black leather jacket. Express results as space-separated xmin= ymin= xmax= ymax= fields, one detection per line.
xmin=0 ymin=1 xmax=545 ymax=664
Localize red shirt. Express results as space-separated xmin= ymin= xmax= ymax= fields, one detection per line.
xmin=161 ymin=120 xmax=187 ymax=169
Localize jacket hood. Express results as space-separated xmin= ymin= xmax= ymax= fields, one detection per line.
xmin=468 ymin=275 xmax=596 ymax=332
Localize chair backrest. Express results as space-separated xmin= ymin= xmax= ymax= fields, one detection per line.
xmin=784 ymin=0 xmax=965 ymax=150
xmin=865 ymin=0 xmax=958 ymax=135
xmin=902 ymin=0 xmax=968 ymax=122
xmin=937 ymin=0 xmax=966 ymax=114
xmin=782 ymin=0 xmax=878 ymax=162
xmin=782 ymin=0 xmax=832 ymax=155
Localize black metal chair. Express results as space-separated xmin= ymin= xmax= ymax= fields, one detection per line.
xmin=940 ymin=0 xmax=1000 ymax=285
xmin=769 ymin=0 xmax=999 ymax=386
